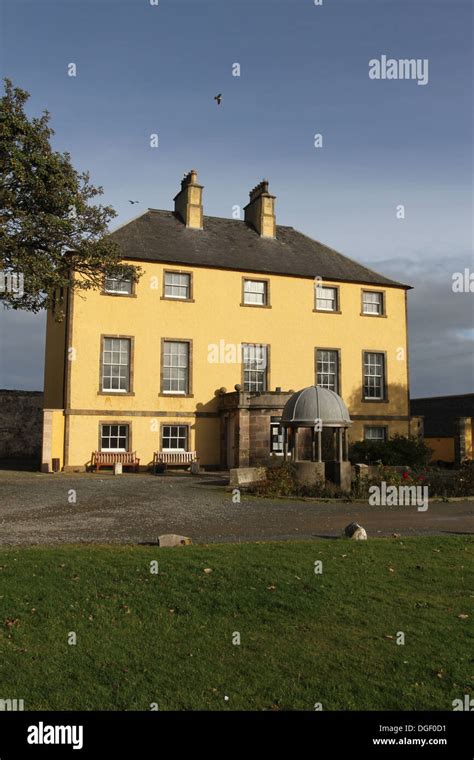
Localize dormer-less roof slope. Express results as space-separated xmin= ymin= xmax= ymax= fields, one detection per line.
xmin=110 ymin=209 xmax=411 ymax=289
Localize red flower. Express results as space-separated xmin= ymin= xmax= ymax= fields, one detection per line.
xmin=402 ymin=471 xmax=410 ymax=480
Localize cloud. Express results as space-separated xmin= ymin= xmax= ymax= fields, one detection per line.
xmin=367 ymin=253 xmax=474 ymax=396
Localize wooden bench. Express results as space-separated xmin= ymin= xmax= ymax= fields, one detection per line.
xmin=91 ymin=451 xmax=140 ymax=472
xmin=153 ymin=451 xmax=197 ymax=473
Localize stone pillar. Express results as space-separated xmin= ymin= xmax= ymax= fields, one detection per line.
xmin=317 ymin=429 xmax=322 ymax=462
xmin=338 ymin=427 xmax=343 ymax=462
xmin=237 ymin=408 xmax=250 ymax=467
xmin=295 ymin=461 xmax=325 ymax=485
xmin=41 ymin=410 xmax=53 ymax=473
xmin=326 ymin=461 xmax=352 ymax=491
xmin=344 ymin=428 xmax=349 ymax=461
xmin=354 ymin=463 xmax=369 ymax=479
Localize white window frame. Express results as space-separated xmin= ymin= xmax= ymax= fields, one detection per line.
xmin=316 ymin=350 xmax=339 ymax=393
xmin=363 ymin=352 xmax=385 ymax=400
xmin=242 ymin=344 xmax=267 ymax=392
xmin=162 ymin=425 xmax=188 ymax=452
xmin=364 ymin=426 xmax=387 ymax=442
xmin=362 ymin=290 xmax=383 ymax=315
xmin=316 ymin=286 xmax=337 ymax=312
xmin=102 ymin=338 xmax=130 ymax=393
xmin=104 ymin=274 xmax=133 ymax=295
xmin=162 ymin=341 xmax=189 ymax=395
xmin=243 ymin=279 xmax=267 ymax=306
xmin=164 ymin=271 xmax=191 ymax=300
xmin=100 ymin=424 xmax=129 ymax=452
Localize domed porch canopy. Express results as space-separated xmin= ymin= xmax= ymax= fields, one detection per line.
xmin=280 ymin=386 xmax=352 ymax=463
xmin=281 ymin=386 xmax=352 ymax=428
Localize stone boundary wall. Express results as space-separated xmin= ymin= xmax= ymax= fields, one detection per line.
xmin=0 ymin=390 xmax=44 ymax=459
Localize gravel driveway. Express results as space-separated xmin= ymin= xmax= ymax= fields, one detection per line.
xmin=0 ymin=470 xmax=473 ymax=545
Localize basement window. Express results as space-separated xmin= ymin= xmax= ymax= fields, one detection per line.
xmin=162 ymin=425 xmax=188 ymax=451
xmin=100 ymin=424 xmax=129 ymax=451
xmin=364 ymin=426 xmax=387 ymax=442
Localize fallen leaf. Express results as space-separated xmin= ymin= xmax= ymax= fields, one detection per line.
xmin=458 ymin=614 xmax=469 ymax=620
xmin=4 ymin=618 xmax=19 ymax=629
xmin=203 ymin=568 xmax=213 ymax=574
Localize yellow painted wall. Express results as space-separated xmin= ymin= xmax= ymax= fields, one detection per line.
xmin=426 ymin=437 xmax=455 ymax=463
xmin=51 ymin=410 xmax=65 ymax=466
xmin=45 ymin=260 xmax=410 ymax=468
xmin=43 ymin=307 xmax=66 ymax=409
xmin=42 ymin=409 xmax=65 ymax=471
xmin=349 ymin=420 xmax=409 ymax=446
xmin=66 ymin=413 xmax=203 ymax=469
xmin=467 ymin=420 xmax=473 ymax=460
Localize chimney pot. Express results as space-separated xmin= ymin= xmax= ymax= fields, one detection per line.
xmin=174 ymin=169 xmax=204 ymax=229
xmin=244 ymin=179 xmax=276 ymax=238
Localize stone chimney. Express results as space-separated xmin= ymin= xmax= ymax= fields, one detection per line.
xmin=244 ymin=180 xmax=276 ymax=238
xmin=174 ymin=169 xmax=203 ymax=229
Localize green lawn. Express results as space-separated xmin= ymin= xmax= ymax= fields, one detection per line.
xmin=0 ymin=537 xmax=472 ymax=711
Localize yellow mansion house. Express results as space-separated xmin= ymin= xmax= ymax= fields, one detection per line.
xmin=41 ymin=170 xmax=417 ymax=472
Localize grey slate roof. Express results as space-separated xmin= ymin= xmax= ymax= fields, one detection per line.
xmin=281 ymin=386 xmax=352 ymax=427
xmin=110 ymin=209 xmax=410 ymax=288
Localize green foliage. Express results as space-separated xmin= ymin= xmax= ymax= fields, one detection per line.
xmin=251 ymin=460 xmax=474 ymax=500
xmin=359 ymin=462 xmax=474 ymax=499
xmin=0 ymin=79 xmax=140 ymax=312
xmin=0 ymin=539 xmax=471 ymax=710
xmin=422 ymin=460 xmax=474 ymax=499
xmin=349 ymin=434 xmax=432 ymax=468
xmin=251 ymin=462 xmax=346 ymax=499
xmin=454 ymin=460 xmax=474 ymax=496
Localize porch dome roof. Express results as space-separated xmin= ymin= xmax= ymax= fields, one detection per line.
xmin=281 ymin=386 xmax=351 ymax=428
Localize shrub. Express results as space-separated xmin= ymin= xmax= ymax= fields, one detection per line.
xmin=249 ymin=463 xmax=347 ymax=499
xmin=452 ymin=459 xmax=474 ymax=497
xmin=349 ymin=435 xmax=432 ymax=468
xmin=250 ymin=462 xmax=299 ymax=497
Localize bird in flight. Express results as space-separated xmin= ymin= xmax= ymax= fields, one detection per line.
xmin=214 ymin=93 xmax=222 ymax=105
xmin=128 ymin=200 xmax=140 ymax=204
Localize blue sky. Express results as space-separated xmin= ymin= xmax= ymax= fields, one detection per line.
xmin=0 ymin=0 xmax=472 ymax=395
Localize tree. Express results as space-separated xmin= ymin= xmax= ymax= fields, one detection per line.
xmin=0 ymin=79 xmax=140 ymax=314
